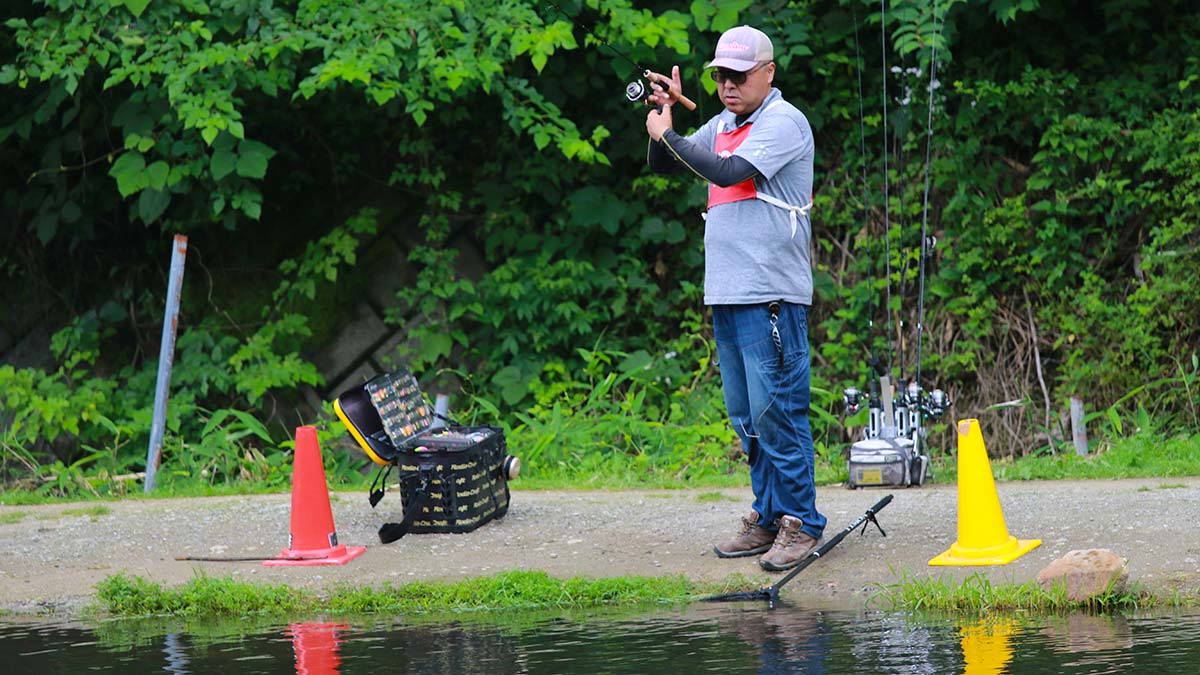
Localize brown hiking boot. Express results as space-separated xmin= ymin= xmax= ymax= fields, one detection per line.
xmin=713 ymin=511 xmax=776 ymax=558
xmin=760 ymin=515 xmax=822 ymax=571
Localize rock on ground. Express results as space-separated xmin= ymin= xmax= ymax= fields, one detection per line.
xmin=1037 ymin=548 xmax=1129 ymax=601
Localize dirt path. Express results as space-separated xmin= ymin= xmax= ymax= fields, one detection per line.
xmin=3 ymin=477 xmax=1199 ymax=616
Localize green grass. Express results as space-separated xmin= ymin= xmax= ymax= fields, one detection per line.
xmin=96 ymin=567 xmax=1197 ymax=619
xmin=872 ymin=570 xmax=1178 ymax=612
xmin=1141 ymin=482 xmax=1187 ymax=490
xmin=0 ymin=510 xmax=28 ymax=524
xmin=491 ymin=429 xmax=1200 ymax=490
xmin=989 ymin=430 xmax=1200 ymax=482
xmin=93 ymin=570 xmax=749 ymax=619
xmin=3 ymin=429 xmax=1197 ymax=505
xmin=504 ymin=466 xmax=753 ymax=491
xmin=0 ymin=478 xmax=361 ymax=506
xmin=696 ymin=491 xmax=738 ymax=503
xmin=95 ymin=573 xmax=311 ymax=617
xmin=0 ymin=485 xmax=234 ymax=506
xmin=59 ymin=505 xmax=112 ymax=519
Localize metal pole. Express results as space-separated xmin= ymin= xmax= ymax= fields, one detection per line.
xmin=429 ymin=393 xmax=450 ymax=431
xmin=1070 ymin=396 xmax=1089 ymax=456
xmin=144 ymin=235 xmax=188 ymax=493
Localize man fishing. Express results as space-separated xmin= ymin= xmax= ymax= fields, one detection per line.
xmin=643 ymin=25 xmax=827 ymax=571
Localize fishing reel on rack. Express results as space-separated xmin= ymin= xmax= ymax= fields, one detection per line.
xmin=843 ymin=370 xmax=951 ymax=489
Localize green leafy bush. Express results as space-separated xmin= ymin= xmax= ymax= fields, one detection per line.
xmin=3 ymin=0 xmax=1199 ymax=497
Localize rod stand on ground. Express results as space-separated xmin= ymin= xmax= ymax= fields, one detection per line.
xmin=702 ymin=495 xmax=894 ymax=606
xmin=144 ymin=235 xmax=188 ymax=493
xmin=859 ymin=512 xmax=887 ymax=538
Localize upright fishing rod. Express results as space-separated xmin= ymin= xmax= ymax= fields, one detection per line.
xmin=842 ymin=4 xmax=951 ymax=489
xmin=542 ymin=0 xmax=696 ymax=110
xmin=879 ymin=0 xmax=895 ymax=378
xmin=851 ymin=4 xmax=877 ymax=344
xmin=702 ymin=495 xmax=893 ymax=607
xmin=914 ymin=7 xmax=947 ymax=389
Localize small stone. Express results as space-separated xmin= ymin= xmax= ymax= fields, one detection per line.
xmin=1036 ymin=548 xmax=1129 ymax=602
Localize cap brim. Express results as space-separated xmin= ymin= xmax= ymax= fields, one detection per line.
xmin=705 ymin=57 xmax=760 ymax=72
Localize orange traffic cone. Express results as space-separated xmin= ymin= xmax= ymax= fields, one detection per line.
xmin=263 ymin=426 xmax=366 ymax=567
xmin=929 ymin=419 xmax=1040 ymax=566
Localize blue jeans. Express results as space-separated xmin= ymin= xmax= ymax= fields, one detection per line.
xmin=713 ymin=302 xmax=827 ymax=539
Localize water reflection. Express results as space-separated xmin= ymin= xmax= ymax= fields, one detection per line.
xmin=959 ymin=619 xmax=1016 ymax=675
xmin=162 ymin=633 xmax=190 ymax=675
xmin=1039 ymin=613 xmax=1133 ymax=672
xmin=373 ymin=618 xmax=528 ymax=674
xmin=2 ymin=605 xmax=1200 ymax=674
xmin=290 ymin=623 xmax=345 ymax=675
xmin=846 ymin=612 xmax=946 ymax=674
xmin=709 ymin=607 xmax=829 ymax=674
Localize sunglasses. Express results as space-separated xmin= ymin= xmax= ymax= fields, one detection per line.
xmin=710 ymin=62 xmax=769 ymax=85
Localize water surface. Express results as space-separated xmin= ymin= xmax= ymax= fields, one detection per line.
xmin=5 ymin=603 xmax=1199 ymax=674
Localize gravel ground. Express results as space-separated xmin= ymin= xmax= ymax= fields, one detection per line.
xmin=2 ymin=477 xmax=1199 ymax=616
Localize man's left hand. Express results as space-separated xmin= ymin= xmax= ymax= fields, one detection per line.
xmin=646 ymin=66 xmax=685 ymax=108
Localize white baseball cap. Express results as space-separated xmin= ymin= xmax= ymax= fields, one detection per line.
xmin=705 ymin=25 xmax=774 ymax=72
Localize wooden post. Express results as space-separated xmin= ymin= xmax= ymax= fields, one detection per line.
xmin=1070 ymin=397 xmax=1088 ymax=456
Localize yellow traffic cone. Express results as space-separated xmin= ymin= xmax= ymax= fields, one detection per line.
xmin=929 ymin=419 xmax=1041 ymax=566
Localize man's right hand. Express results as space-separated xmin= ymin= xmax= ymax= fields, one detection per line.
xmin=645 ymin=65 xmax=685 ymax=108
xmin=645 ymin=103 xmax=673 ymax=142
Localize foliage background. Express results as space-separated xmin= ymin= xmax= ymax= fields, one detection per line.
xmin=2 ymin=0 xmax=1198 ymax=496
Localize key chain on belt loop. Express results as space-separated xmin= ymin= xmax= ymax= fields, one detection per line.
xmin=768 ymin=301 xmax=783 ymax=366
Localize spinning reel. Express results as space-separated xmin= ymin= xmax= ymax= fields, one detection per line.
xmin=843 ymin=359 xmax=952 ymax=489
xmin=625 ymin=71 xmax=697 ymax=111
xmin=842 ymin=381 xmax=950 ymax=422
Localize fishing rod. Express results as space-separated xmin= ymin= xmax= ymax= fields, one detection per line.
xmin=842 ymin=4 xmax=952 ymax=490
xmin=543 ymin=0 xmax=696 ymax=110
xmin=914 ymin=7 xmax=947 ymax=391
xmin=703 ymin=494 xmax=893 ymax=607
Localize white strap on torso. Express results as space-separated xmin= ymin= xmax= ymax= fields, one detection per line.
xmin=708 ymin=100 xmax=812 ymax=237
xmin=754 ymin=193 xmax=813 ymax=239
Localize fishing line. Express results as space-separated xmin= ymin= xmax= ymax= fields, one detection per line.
xmin=914 ymin=3 xmax=947 ymax=389
xmin=174 ymin=555 xmax=274 ymax=562
xmin=880 ymin=0 xmax=895 ymax=378
xmin=851 ymin=4 xmax=876 ymax=344
xmin=543 ymin=0 xmax=644 ymax=73
xmin=542 ymin=0 xmax=697 ymax=110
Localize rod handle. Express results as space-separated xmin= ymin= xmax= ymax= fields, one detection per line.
xmin=644 ymin=71 xmax=697 ymax=111
xmin=870 ymin=494 xmax=894 ymax=513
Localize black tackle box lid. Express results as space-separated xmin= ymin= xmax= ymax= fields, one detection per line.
xmin=335 ymin=368 xmax=433 ymax=465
